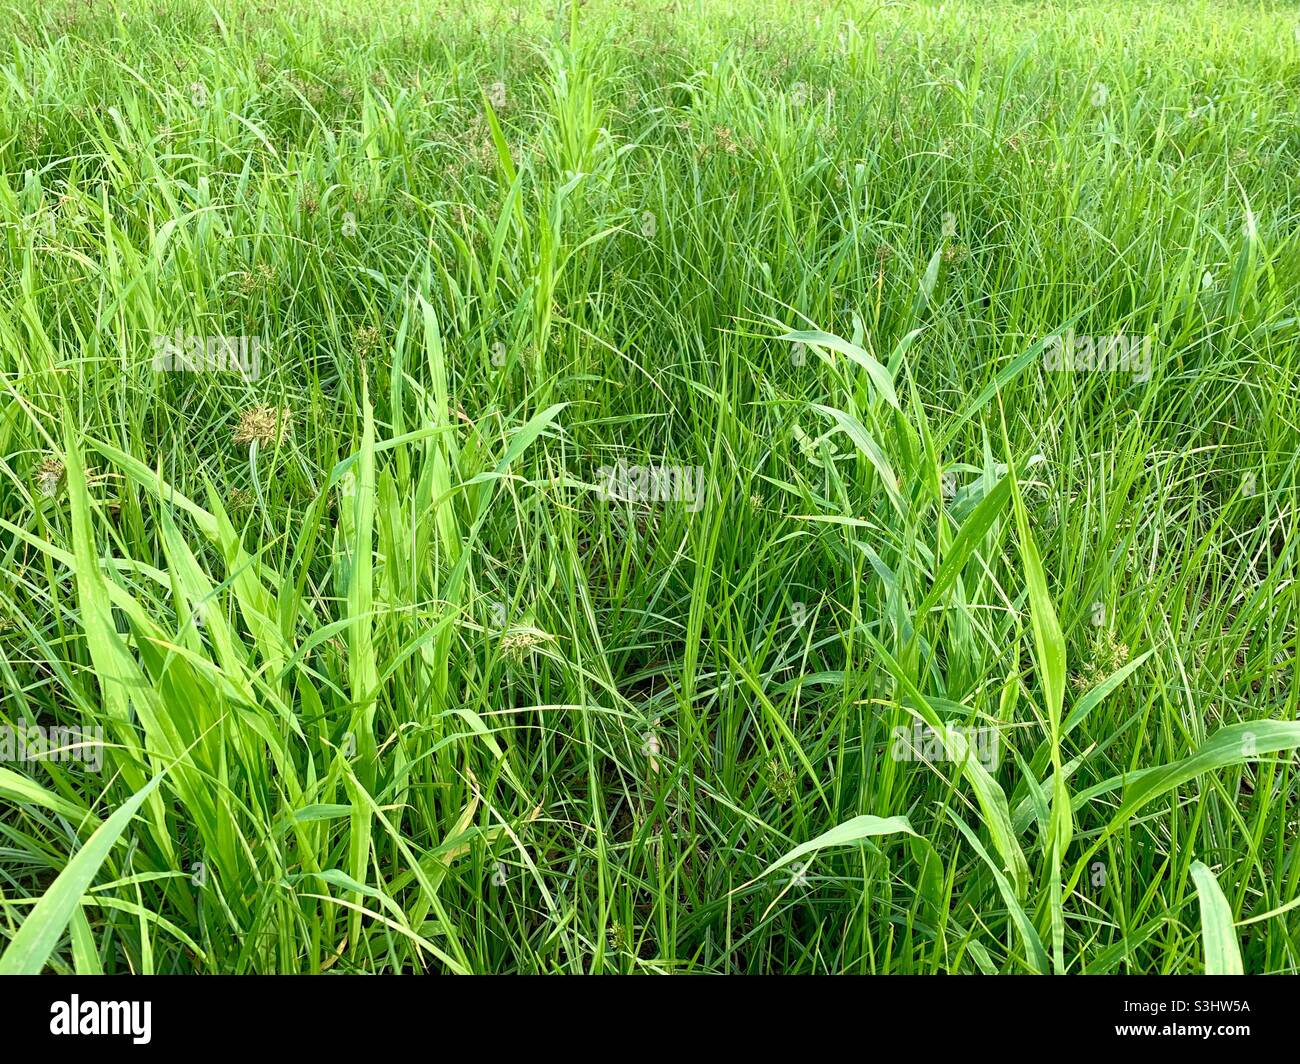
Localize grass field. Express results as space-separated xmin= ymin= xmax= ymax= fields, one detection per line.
xmin=1 ymin=0 xmax=1299 ymax=975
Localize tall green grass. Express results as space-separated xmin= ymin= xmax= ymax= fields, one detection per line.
xmin=1 ymin=0 xmax=1298 ymax=973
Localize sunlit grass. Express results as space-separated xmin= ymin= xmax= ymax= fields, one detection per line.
xmin=1 ymin=0 xmax=1298 ymax=974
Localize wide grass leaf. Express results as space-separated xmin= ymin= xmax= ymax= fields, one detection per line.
xmin=1190 ymin=861 xmax=1244 ymax=975
xmin=0 ymin=773 xmax=163 ymax=974
xmin=1105 ymin=721 xmax=1300 ymax=830
xmin=737 ymin=814 xmax=918 ymax=891
xmin=782 ymin=330 xmax=899 ymax=410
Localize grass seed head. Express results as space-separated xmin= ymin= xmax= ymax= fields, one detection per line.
xmin=353 ymin=324 xmax=382 ymax=358
xmin=233 ymin=405 xmax=292 ymax=447
xmin=35 ymin=456 xmax=65 ymax=498
xmin=499 ymin=627 xmax=551 ymax=662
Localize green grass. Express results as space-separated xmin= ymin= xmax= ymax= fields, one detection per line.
xmin=1 ymin=0 xmax=1299 ymax=974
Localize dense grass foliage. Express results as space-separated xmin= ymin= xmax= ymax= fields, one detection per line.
xmin=1 ymin=0 xmax=1298 ymax=974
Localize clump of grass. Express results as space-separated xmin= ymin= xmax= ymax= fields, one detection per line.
xmin=0 ymin=0 xmax=1298 ymax=976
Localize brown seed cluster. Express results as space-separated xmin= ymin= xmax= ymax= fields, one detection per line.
xmin=35 ymin=457 xmax=65 ymax=498
xmin=233 ymin=405 xmax=292 ymax=447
